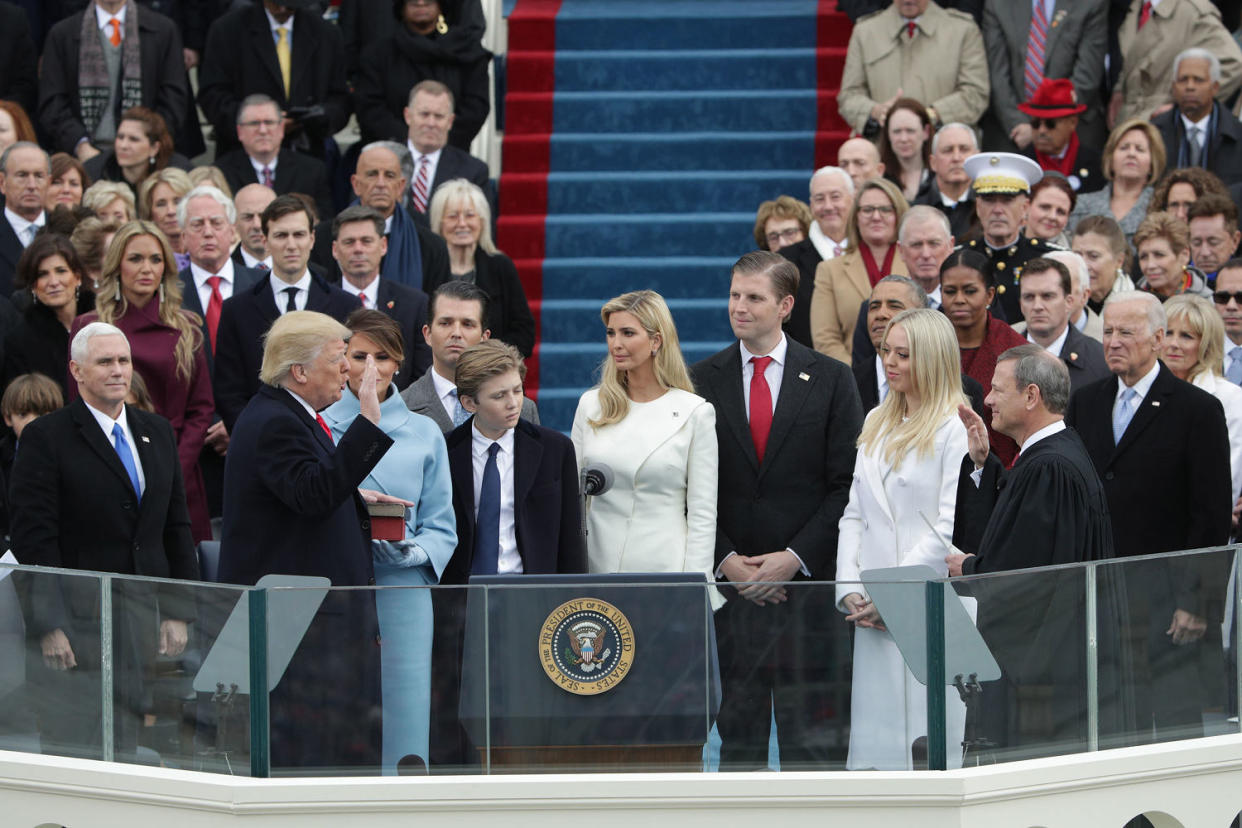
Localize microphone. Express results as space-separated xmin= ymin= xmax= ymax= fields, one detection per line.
xmin=581 ymin=463 xmax=614 ymax=496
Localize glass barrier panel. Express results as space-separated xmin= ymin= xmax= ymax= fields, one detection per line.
xmin=0 ymin=562 xmax=252 ymax=774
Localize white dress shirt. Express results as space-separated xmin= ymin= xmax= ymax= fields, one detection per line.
xmin=1019 ymin=418 xmax=1066 ymax=455
xmin=250 ymin=154 xmax=279 ymax=183
xmin=95 ymin=3 xmax=126 ymax=34
xmin=84 ymin=400 xmax=146 ymax=496
xmin=270 ymin=271 xmax=312 ymax=313
xmin=407 ymin=141 xmax=442 ymax=189
xmin=809 ymin=222 xmax=848 ymax=261
xmin=739 ymin=333 xmax=787 ymax=414
xmin=1028 ymin=324 xmax=1070 ymax=358
xmin=190 ymin=258 xmax=238 ymax=313
xmin=1114 ymin=359 xmax=1161 ymax=421
xmin=5 ymin=207 xmax=44 ymax=247
xmin=471 ymin=423 xmax=521 ymax=575
xmin=874 ymin=354 xmax=889 ymax=403
xmin=431 ymin=367 xmax=459 ymax=423
xmin=340 ymin=273 xmax=380 ymax=308
xmin=265 ymin=8 xmax=294 ymax=40
xmin=238 ymin=246 xmax=273 ymax=271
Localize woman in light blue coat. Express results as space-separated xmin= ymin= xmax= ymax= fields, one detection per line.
xmin=322 ymin=310 xmax=457 ymax=774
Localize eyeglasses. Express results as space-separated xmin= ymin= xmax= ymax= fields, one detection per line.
xmin=1213 ymin=290 xmax=1242 ymax=305
xmin=765 ymin=227 xmax=802 ymax=245
xmin=858 ymin=205 xmax=896 ymax=217
xmin=239 ymin=119 xmax=280 ymax=130
xmin=1030 ymin=118 xmax=1066 ymax=130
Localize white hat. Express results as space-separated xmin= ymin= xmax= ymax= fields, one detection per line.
xmin=963 ymin=152 xmax=1044 ymax=195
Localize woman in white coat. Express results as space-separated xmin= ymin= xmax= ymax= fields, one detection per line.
xmin=571 ymin=290 xmax=720 ymax=607
xmin=836 ymin=308 xmax=971 ymax=770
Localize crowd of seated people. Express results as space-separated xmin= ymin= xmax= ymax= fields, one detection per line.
xmin=2 ymin=0 xmax=1242 ymax=779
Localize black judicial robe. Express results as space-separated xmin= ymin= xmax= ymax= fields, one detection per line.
xmin=951 ymin=426 xmax=1119 ymax=754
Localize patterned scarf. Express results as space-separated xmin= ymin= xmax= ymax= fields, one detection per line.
xmin=78 ymin=1 xmax=144 ymax=140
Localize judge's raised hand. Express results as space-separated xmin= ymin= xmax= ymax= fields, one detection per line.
xmin=358 ymin=354 xmax=382 ymax=425
xmin=957 ymin=404 xmax=989 ymax=468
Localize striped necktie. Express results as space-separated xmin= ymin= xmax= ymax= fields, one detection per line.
xmin=1024 ymin=0 xmax=1049 ymax=99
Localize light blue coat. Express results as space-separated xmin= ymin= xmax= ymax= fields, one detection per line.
xmin=323 ymin=385 xmax=457 ymax=774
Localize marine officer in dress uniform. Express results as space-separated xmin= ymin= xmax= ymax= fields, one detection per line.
xmin=963 ymin=152 xmax=1060 ymax=323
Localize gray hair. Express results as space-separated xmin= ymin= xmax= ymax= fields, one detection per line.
xmin=0 ymin=141 xmax=50 ymax=176
xmin=1174 ymin=47 xmax=1222 ymax=83
xmin=898 ymin=205 xmax=953 ymax=244
xmin=998 ymin=344 xmax=1071 ymax=415
xmin=70 ymin=322 xmax=128 ymax=365
xmin=177 ymin=185 xmax=237 ymax=228
xmin=810 ymin=165 xmax=855 ymax=196
xmin=428 ymin=178 xmax=496 ymax=255
xmin=1046 ymin=250 xmax=1089 ymax=294
xmin=236 ymin=94 xmax=282 ymax=123
xmin=361 ymin=140 xmax=413 ymax=182
xmin=874 ymin=274 xmax=929 ymax=308
xmin=1104 ymin=291 xmax=1166 ymax=336
xmin=931 ymin=123 xmax=978 ymax=155
xmin=407 ymin=79 xmax=455 ymax=109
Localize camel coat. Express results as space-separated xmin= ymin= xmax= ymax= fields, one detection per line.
xmin=810 ymin=248 xmax=908 ymax=364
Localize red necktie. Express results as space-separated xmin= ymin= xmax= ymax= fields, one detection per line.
xmin=906 ymin=21 xmax=916 ymax=38
xmin=205 ymin=275 xmax=223 ymax=352
xmin=315 ymin=413 xmax=333 ymax=440
xmin=108 ymin=18 xmax=121 ymax=48
xmin=749 ymin=355 xmax=774 ymax=464
xmin=412 ymin=156 xmax=430 ymax=214
xmin=1024 ymin=0 xmax=1048 ymax=99
xmin=1137 ymin=0 xmax=1152 ymax=29
xmin=262 ymin=166 xmax=274 ymax=188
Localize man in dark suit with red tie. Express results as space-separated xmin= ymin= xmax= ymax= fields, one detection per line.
xmin=692 ymin=251 xmax=864 ymax=770
xmin=9 ymin=322 xmax=199 ymax=759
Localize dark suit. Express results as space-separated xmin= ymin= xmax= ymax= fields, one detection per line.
xmin=219 ymin=384 xmax=393 ymax=770
xmin=981 ymin=0 xmax=1108 ymax=150
xmin=37 ymin=7 xmax=188 ymax=153
xmin=1057 ymin=324 xmax=1110 ymax=394
xmin=197 ymin=3 xmax=350 ymax=157
xmin=1066 ymin=362 xmax=1233 ymax=739
xmin=1152 ymin=103 xmax=1242 ymax=187
xmin=214 ymin=148 xmax=335 ymax=224
xmin=692 ymin=337 xmax=864 ymax=769
xmin=405 ymin=144 xmax=494 ymax=230
xmin=776 ymin=238 xmax=821 ymax=349
xmin=422 ymin=249 xmax=536 ymax=357
xmin=913 ymin=181 xmax=977 ymax=240
xmin=0 ymin=3 xmax=38 ymax=116
xmin=852 ymin=352 xmax=986 ymax=414
xmin=0 ymin=216 xmax=28 ymax=298
xmin=212 ymin=272 xmax=361 ymax=430
xmin=310 ymin=213 xmax=452 ymax=294
xmin=430 ymin=417 xmax=586 ymax=766
xmin=9 ymin=399 xmax=198 ymax=758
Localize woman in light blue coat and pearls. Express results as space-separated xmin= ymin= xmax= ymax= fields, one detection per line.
xmin=322 ymin=309 xmax=457 ymax=774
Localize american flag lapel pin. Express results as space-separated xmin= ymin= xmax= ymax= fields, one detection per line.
xmin=1151 ymin=401 xmax=1160 ymax=407
xmin=141 ymin=435 xmax=151 ymax=443
xmin=798 ymin=372 xmax=810 ymax=381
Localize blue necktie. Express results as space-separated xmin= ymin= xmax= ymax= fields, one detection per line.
xmin=472 ymin=442 xmax=501 ymax=575
xmin=1228 ymin=346 xmax=1242 ymax=386
xmin=451 ymin=389 xmax=470 ymax=427
xmin=1113 ymin=387 xmax=1137 ymax=445
xmin=112 ymin=422 xmax=141 ymax=502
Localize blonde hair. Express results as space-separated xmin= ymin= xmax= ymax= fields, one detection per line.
xmin=428 ymin=178 xmax=496 ymax=255
xmin=1102 ymin=119 xmax=1166 ymax=183
xmin=1164 ymin=294 xmax=1225 ymax=382
xmin=589 ymin=290 xmax=694 ymax=429
xmin=187 ymin=165 xmax=233 ymax=199
xmin=847 ymin=177 xmax=909 ymax=253
xmin=95 ymin=221 xmax=202 ymax=382
xmin=137 ymin=167 xmax=192 ymax=220
xmin=82 ymin=181 xmax=135 ymax=220
xmin=455 ymin=339 xmax=526 ymax=400
xmin=857 ymin=308 xmax=966 ymax=466
xmin=260 ymin=310 xmax=351 ymax=387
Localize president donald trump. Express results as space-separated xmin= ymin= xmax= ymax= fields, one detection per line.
xmin=219 ymin=310 xmax=407 ymax=773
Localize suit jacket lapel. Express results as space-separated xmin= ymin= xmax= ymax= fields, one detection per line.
xmin=406 ymin=372 xmax=452 ymax=431
xmin=707 ymin=344 xmax=758 ymax=471
xmin=762 ymin=344 xmax=816 ymax=472
xmin=288 ymin=11 xmax=314 ymax=101
xmin=843 ymin=254 xmax=869 ymax=307
xmin=70 ymin=400 xmax=142 ymax=496
xmin=128 ymin=411 xmax=162 ymax=515
xmin=250 ymin=8 xmax=286 ymax=100
xmin=448 ymin=430 xmax=476 ymax=569
xmin=512 ymin=423 xmax=541 ymax=567
xmin=1112 ymin=365 xmax=1171 ymax=460
xmin=268 ymin=385 xmax=334 ymax=453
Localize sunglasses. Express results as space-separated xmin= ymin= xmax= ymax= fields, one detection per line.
xmin=1213 ymin=291 xmax=1242 ymax=305
xmin=1030 ymin=118 xmax=1067 ymax=130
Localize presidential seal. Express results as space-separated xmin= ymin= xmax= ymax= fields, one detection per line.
xmin=538 ymin=598 xmax=635 ymax=696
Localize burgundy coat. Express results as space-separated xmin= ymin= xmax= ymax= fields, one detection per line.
xmin=69 ymin=299 xmax=213 ymax=542
xmin=960 ymin=315 xmax=1027 ymax=467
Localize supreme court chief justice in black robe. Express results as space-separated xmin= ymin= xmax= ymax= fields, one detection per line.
xmin=218 ymin=311 xmax=408 ymax=773
xmin=948 ymin=345 xmax=1114 ymax=757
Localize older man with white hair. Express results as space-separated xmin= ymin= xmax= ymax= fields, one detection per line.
xmin=1152 ymin=47 xmax=1242 ymax=187
xmin=778 ymin=165 xmax=855 ymax=347
xmin=1066 ymin=291 xmax=1233 ymax=744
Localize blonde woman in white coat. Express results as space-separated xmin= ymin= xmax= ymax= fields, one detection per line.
xmin=836 ymin=308 xmax=970 ymax=770
xmin=571 ymin=290 xmax=721 ymax=608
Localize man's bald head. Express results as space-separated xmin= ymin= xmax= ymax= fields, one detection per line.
xmin=838 ymin=138 xmax=884 ymax=190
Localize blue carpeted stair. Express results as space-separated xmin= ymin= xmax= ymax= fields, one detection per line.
xmin=501 ymin=0 xmax=850 ymax=430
